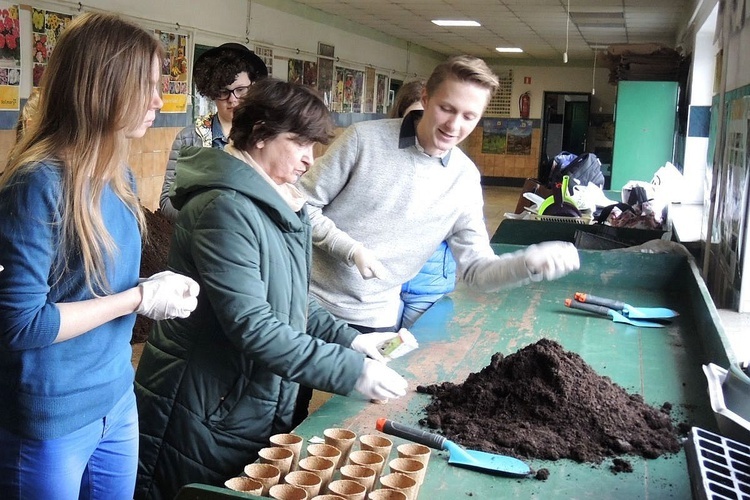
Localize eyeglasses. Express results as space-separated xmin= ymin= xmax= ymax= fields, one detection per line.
xmin=216 ymin=85 xmax=251 ymax=101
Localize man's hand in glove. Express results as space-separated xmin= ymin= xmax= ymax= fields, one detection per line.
xmin=352 ymin=245 xmax=386 ymax=280
xmin=351 ymin=331 xmax=400 ymax=362
xmin=524 ymin=241 xmax=580 ymax=282
xmin=353 ymin=358 xmax=408 ymax=400
xmin=135 ymin=271 xmax=200 ymax=320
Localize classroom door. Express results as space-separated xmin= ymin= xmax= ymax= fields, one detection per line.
xmin=610 ymin=81 xmax=678 ymax=190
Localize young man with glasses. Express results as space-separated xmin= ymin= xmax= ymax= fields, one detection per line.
xmin=159 ymin=43 xmax=267 ymax=220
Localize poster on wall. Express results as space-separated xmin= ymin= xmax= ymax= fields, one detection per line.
xmin=332 ymin=66 xmax=344 ymax=112
xmin=481 ymin=119 xmax=508 ymax=154
xmin=713 ymin=96 xmax=750 ymax=307
xmin=364 ymin=66 xmax=375 ymax=113
xmin=254 ymin=45 xmax=273 ymax=77
xmin=317 ymin=42 xmax=334 ymax=104
xmin=351 ymin=69 xmax=364 ymax=113
xmin=31 ymin=8 xmax=73 ymax=88
xmin=506 ymin=119 xmax=533 ymax=155
xmin=0 ymin=4 xmax=20 ymax=110
xmin=376 ymin=73 xmax=388 ymax=114
xmin=155 ymin=30 xmax=188 ymax=113
xmin=303 ymin=60 xmax=317 ymax=88
xmin=288 ymin=58 xmax=302 ymax=84
xmin=481 ymin=118 xmax=533 ymax=155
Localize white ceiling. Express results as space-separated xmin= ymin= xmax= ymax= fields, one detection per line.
xmin=290 ymin=0 xmax=692 ymax=64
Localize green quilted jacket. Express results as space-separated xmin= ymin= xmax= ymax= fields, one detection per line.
xmin=135 ymin=147 xmax=364 ymax=500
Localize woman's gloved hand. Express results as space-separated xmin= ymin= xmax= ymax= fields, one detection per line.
xmin=354 ymin=358 xmax=408 ymax=400
xmin=350 ymin=331 xmax=400 ymax=362
xmin=352 ymin=245 xmax=386 ymax=280
xmin=135 ymin=271 xmax=200 ymax=320
xmin=524 ymin=241 xmax=580 ymax=281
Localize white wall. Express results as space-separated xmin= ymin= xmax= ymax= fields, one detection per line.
xmin=681 ymin=16 xmax=719 ymax=205
xmin=247 ymin=1 xmax=441 ymax=79
xmin=18 ymin=0 xmax=443 ymax=99
xmin=497 ymin=65 xmax=616 ymax=119
xmin=20 ymin=0 xmax=619 ymax=115
xmin=724 ymin=6 xmax=750 ymax=91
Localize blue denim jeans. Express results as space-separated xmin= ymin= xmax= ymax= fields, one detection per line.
xmin=0 ymin=388 xmax=138 ymax=500
xmin=399 ymin=291 xmax=446 ymax=329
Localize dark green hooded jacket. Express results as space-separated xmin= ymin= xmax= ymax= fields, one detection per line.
xmin=135 ymin=147 xmax=364 ymax=499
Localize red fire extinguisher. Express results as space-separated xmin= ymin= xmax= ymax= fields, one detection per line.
xmin=519 ymin=91 xmax=530 ymax=119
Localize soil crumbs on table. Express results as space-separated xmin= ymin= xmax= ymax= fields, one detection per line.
xmin=417 ymin=338 xmax=682 ymax=472
xmin=132 ymin=207 xmax=174 ymax=344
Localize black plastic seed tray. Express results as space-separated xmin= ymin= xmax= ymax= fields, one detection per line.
xmin=685 ymin=426 xmax=750 ymax=500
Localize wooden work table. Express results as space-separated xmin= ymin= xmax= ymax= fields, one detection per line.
xmin=295 ymin=246 xmax=728 ymax=499
xmin=179 ymin=246 xmax=730 ymax=499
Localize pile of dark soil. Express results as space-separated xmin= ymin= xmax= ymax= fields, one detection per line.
xmin=416 ymin=338 xmax=681 ymax=466
xmin=132 ymin=208 xmax=174 ymax=344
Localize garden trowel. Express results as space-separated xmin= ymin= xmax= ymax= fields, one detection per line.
xmin=574 ymin=292 xmax=678 ymax=320
xmin=376 ymin=418 xmax=531 ymax=477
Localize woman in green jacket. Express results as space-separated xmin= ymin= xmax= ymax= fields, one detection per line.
xmin=134 ymin=78 xmax=408 ymax=500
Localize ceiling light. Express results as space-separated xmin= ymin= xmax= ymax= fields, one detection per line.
xmin=431 ymin=20 xmax=481 ymax=27
xmin=496 ymin=47 xmax=523 ymax=53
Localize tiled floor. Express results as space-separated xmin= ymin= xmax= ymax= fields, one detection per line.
xmin=481 ymin=185 xmax=522 ymax=237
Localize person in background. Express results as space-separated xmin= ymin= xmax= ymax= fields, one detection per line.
xmin=135 ymin=78 xmax=408 ymax=500
xmin=388 ymin=79 xmax=424 ymax=120
xmin=0 ymin=13 xmax=199 ymax=500
xmin=14 ymin=87 xmax=41 ymax=142
xmin=390 ymin=80 xmax=458 ymax=329
xmin=299 ymin=55 xmax=580 ymax=332
xmin=159 ymin=42 xmax=268 ymax=220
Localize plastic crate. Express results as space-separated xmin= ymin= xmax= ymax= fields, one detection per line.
xmin=685 ymin=426 xmax=750 ymax=500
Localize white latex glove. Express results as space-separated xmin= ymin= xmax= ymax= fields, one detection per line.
xmin=352 ymin=245 xmax=386 ymax=280
xmin=135 ymin=271 xmax=200 ymax=320
xmin=350 ymin=331 xmax=400 ymax=362
xmin=524 ymin=241 xmax=580 ymax=282
xmin=354 ymin=358 xmax=408 ymax=400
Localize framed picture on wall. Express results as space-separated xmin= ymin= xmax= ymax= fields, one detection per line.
xmin=317 ymin=42 xmax=334 ymax=104
xmin=364 ymin=66 xmax=375 ymax=113
xmin=254 ymin=45 xmax=273 ymax=76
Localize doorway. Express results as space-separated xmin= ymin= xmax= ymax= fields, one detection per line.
xmin=538 ymin=91 xmax=591 ymax=182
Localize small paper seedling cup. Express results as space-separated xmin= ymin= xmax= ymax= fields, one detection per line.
xmin=224 ymin=476 xmax=263 ymax=495
xmin=324 ymin=427 xmax=357 ymax=468
xmin=347 ymin=450 xmax=385 ymax=480
xmin=388 ymin=457 xmax=425 ymax=487
xmin=243 ymin=463 xmax=281 ymax=496
xmin=340 ymin=464 xmax=377 ymax=493
xmin=358 ymin=434 xmax=393 ymax=463
xmin=284 ymin=469 xmax=323 ymax=498
xmin=269 ymin=483 xmax=308 ymax=500
xmin=270 ymin=433 xmax=304 ymax=471
xmin=367 ymin=489 xmax=407 ymax=500
xmin=396 ymin=443 xmax=431 ymax=468
xmin=260 ymin=446 xmax=295 ymax=477
xmin=307 ymin=443 xmax=342 ymax=469
xmin=379 ymin=472 xmax=418 ymax=500
xmin=299 ymin=455 xmax=336 ymax=491
xmin=326 ymin=478 xmax=367 ymax=500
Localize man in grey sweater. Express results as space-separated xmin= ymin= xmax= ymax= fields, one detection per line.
xmin=299 ymin=55 xmax=580 ymax=332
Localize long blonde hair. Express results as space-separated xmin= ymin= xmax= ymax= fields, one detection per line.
xmin=1 ymin=12 xmax=163 ymax=294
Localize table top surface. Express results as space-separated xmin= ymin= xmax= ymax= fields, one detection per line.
xmin=292 ymin=249 xmax=725 ymax=499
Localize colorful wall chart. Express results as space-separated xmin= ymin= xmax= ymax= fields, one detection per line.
xmin=156 ymin=30 xmax=188 ymax=113
xmin=0 ymin=3 xmax=20 ymax=110
xmin=31 ymin=7 xmax=72 ymax=88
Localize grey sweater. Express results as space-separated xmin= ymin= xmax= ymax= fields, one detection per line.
xmin=299 ymin=116 xmax=532 ymax=328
